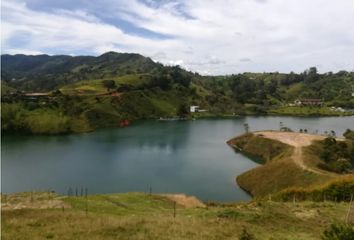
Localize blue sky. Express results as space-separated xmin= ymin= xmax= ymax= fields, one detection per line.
xmin=2 ymin=0 xmax=354 ymax=74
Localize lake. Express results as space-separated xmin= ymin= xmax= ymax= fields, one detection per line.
xmin=2 ymin=116 xmax=354 ymax=202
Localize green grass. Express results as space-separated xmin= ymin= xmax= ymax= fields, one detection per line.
xmin=60 ymin=74 xmax=151 ymax=95
xmin=1 ymin=81 xmax=17 ymax=94
xmin=2 ymin=192 xmax=353 ymax=240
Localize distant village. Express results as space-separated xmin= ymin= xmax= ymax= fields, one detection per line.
xmin=288 ymin=98 xmax=351 ymax=113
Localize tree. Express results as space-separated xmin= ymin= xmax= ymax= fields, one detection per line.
xmin=177 ymin=103 xmax=189 ymax=118
xmin=102 ymin=80 xmax=116 ymax=91
xmin=304 ymin=67 xmax=319 ymax=83
xmin=330 ymin=130 xmax=336 ymax=137
xmin=266 ymin=79 xmax=278 ymax=94
xmin=244 ymin=123 xmax=250 ymax=133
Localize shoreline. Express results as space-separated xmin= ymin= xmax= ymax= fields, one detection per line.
xmin=2 ymin=114 xmax=354 ymax=136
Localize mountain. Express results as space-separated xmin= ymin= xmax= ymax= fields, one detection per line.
xmin=1 ymin=52 xmax=354 ymax=134
xmin=1 ymin=52 xmax=161 ymax=91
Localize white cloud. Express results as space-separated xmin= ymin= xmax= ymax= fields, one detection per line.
xmin=1 ymin=0 xmax=354 ymax=74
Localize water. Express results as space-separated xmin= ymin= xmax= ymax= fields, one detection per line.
xmin=1 ymin=116 xmax=353 ymax=202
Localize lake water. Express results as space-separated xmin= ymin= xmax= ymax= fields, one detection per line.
xmin=2 ymin=116 xmax=354 ymax=202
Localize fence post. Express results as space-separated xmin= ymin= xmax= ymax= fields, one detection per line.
xmin=173 ymin=201 xmax=176 ymax=218
xmin=346 ymin=194 xmax=353 ymax=224
xmin=293 ymin=194 xmax=296 ymax=206
xmin=85 ymin=188 xmax=88 ymax=216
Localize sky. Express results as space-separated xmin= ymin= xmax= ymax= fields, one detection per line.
xmin=1 ymin=0 xmax=354 ymax=75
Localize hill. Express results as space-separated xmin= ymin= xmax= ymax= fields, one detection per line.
xmin=1 ymin=52 xmax=354 ymax=134
xmin=2 ymin=192 xmax=354 ymax=239
xmin=227 ymin=131 xmax=354 ymax=198
xmin=1 ymin=52 xmax=160 ymax=91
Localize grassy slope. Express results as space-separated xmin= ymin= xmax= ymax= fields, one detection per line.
xmin=228 ymin=133 xmax=333 ymax=197
xmin=60 ymin=74 xmax=151 ymax=95
xmin=2 ymin=192 xmax=352 ymax=240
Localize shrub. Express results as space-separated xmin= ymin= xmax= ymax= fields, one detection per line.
xmin=240 ymin=227 xmax=255 ymax=240
xmin=322 ymin=223 xmax=354 ymax=240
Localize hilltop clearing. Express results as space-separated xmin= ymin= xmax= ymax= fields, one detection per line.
xmin=254 ymin=131 xmax=342 ymax=175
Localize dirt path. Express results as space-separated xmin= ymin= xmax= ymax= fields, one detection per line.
xmin=255 ymin=131 xmax=338 ymax=175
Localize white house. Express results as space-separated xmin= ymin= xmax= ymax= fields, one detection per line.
xmin=190 ymin=106 xmax=200 ymax=113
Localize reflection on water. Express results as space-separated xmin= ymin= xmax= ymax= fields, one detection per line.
xmin=2 ymin=116 xmax=353 ymax=202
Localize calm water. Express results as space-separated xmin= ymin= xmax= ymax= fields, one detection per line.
xmin=2 ymin=116 xmax=354 ymax=201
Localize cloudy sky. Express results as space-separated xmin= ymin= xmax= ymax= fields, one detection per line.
xmin=2 ymin=0 xmax=354 ymax=75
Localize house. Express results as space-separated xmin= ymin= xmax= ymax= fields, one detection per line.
xmin=294 ymin=99 xmax=323 ymax=106
xmin=330 ymin=106 xmax=346 ymax=112
xmin=190 ymin=106 xmax=200 ymax=113
xmin=23 ymin=92 xmax=50 ymax=100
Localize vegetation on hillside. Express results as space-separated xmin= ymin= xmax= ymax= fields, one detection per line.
xmin=228 ymin=133 xmax=335 ymax=197
xmin=275 ymin=175 xmax=354 ymax=202
xmin=309 ymin=138 xmax=354 ymax=173
xmin=227 ymin=133 xmax=291 ymax=163
xmin=1 ymin=52 xmax=354 ymax=134
xmin=344 ymin=129 xmax=354 ymax=140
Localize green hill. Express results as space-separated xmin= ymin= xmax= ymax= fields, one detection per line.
xmin=1 ymin=52 xmax=354 ymax=134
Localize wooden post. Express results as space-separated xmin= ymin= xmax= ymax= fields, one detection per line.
xmin=173 ymin=202 xmax=176 ymax=218
xmin=75 ymin=187 xmax=78 ymax=197
xmin=31 ymin=191 xmax=34 ymax=203
xmin=346 ymin=194 xmax=353 ymax=224
xmin=85 ymin=188 xmax=88 ymax=216
xmin=149 ymin=186 xmax=152 ymax=196
xmin=293 ymin=194 xmax=296 ymax=206
xmin=81 ymin=187 xmax=83 ymax=197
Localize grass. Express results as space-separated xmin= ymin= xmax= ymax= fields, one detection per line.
xmin=2 ymin=192 xmax=353 ymax=240
xmin=60 ymin=74 xmax=151 ymax=95
xmin=275 ymin=175 xmax=354 ymax=202
xmin=227 ymin=133 xmax=292 ymax=163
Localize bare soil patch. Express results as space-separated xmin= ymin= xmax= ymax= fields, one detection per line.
xmin=160 ymin=194 xmax=206 ymax=208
